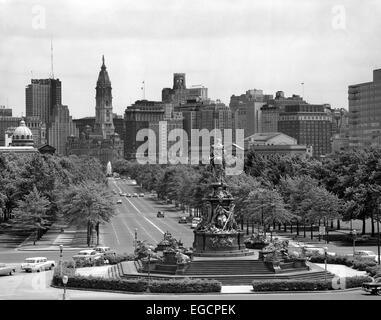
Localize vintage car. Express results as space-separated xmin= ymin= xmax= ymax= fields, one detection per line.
xmin=117 ymin=199 xmax=122 ymax=204
xmin=72 ymin=250 xmax=103 ymax=262
xmin=362 ymin=277 xmax=381 ymax=295
xmin=191 ymin=217 xmax=202 ymax=229
xmin=0 ymin=263 xmax=16 ymax=276
xmin=93 ymin=246 xmax=115 ymax=255
xmin=157 ymin=211 xmax=165 ymax=218
xmin=21 ymin=257 xmax=55 ymax=272
xmin=354 ymin=250 xmax=378 ymax=261
xmin=178 ymin=216 xmax=187 ymax=224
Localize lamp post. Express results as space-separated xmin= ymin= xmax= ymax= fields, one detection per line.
xmin=62 ymin=275 xmax=68 ymax=300
xmin=269 ymin=226 xmax=274 ymax=242
xmin=59 ymin=245 xmax=63 ymax=277
xmin=377 ymin=204 xmax=381 ymax=265
xmin=323 ymin=247 xmax=328 ymax=286
xmin=147 ymin=249 xmax=152 ymax=287
xmin=351 ymin=229 xmax=357 ymax=257
xmin=134 ymin=228 xmax=138 ymax=252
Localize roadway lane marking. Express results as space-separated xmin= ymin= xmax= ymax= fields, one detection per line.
xmin=121 ymin=201 xmax=158 ymax=243
xmin=110 ymin=222 xmax=120 ymax=245
xmin=126 ymin=198 xmax=165 ymax=235
xmin=110 ymin=180 xmax=157 ymax=243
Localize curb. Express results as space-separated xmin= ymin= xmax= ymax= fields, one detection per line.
xmin=16 ymin=247 xmax=88 ymax=252
xmin=50 ymin=284 xmax=221 ymax=295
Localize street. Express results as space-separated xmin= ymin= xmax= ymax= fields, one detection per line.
xmin=102 ymin=178 xmax=195 ymax=253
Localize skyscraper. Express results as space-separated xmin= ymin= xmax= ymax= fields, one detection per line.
xmin=348 ymin=69 xmax=381 ymax=148
xmin=25 ymin=78 xmax=62 ymax=125
xmin=94 ymin=55 xmax=115 ymax=139
xmin=278 ymin=104 xmax=332 ymax=158
xmin=162 ymin=73 xmax=208 ymax=106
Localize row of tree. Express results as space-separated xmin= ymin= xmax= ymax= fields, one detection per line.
xmin=0 ymin=153 xmax=115 ymax=246
xmin=113 ymin=148 xmax=381 ymax=236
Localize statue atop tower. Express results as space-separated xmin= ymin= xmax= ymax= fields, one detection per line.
xmin=94 ymin=55 xmax=115 ymax=139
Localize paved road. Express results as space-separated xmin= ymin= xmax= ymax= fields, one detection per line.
xmin=102 ymin=178 xmax=194 ymax=253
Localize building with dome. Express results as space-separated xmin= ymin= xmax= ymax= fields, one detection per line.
xmin=0 ymin=120 xmax=38 ymax=154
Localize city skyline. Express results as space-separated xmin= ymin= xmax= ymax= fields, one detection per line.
xmin=1 ymin=0 xmax=381 ymax=119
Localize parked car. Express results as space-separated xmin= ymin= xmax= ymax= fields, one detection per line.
xmin=302 ymin=246 xmax=336 ymax=257
xmin=139 ymin=193 xmax=145 ymax=197
xmin=178 ymin=216 xmax=187 ymax=224
xmin=117 ymin=199 xmax=122 ymax=204
xmin=362 ymin=277 xmax=381 ymax=295
xmin=157 ymin=211 xmax=165 ymax=218
xmin=119 ymin=192 xmax=123 ymax=196
xmin=191 ymin=217 xmax=202 ymax=229
xmin=21 ymin=257 xmax=55 ymax=272
xmin=93 ymin=246 xmax=115 ymax=255
xmin=132 ymin=193 xmax=138 ymax=197
xmin=72 ymin=250 xmax=103 ymax=262
xmin=0 ymin=263 xmax=16 ymax=276
xmin=112 ymin=190 xmax=117 ymax=195
xmin=126 ymin=193 xmax=132 ymax=198
xmin=353 ymin=250 xmax=378 ymax=261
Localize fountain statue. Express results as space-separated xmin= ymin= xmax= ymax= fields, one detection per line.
xmin=192 ymin=138 xmax=252 ymax=257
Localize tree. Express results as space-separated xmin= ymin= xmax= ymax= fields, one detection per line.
xmin=243 ymin=187 xmax=295 ymax=233
xmin=59 ymin=182 xmax=115 ymax=246
xmin=12 ymin=186 xmax=50 ymax=245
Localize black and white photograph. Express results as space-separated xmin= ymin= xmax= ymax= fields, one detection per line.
xmin=0 ymin=0 xmax=380 ymax=313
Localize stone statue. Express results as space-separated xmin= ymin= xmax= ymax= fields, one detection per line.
xmin=210 ymin=138 xmax=226 ymax=183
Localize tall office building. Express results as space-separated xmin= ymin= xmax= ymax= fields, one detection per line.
xmin=25 ymin=78 xmax=62 ymax=125
xmin=48 ymin=104 xmax=79 ymax=155
xmin=230 ymin=89 xmax=271 ymax=137
xmin=162 ymin=73 xmax=208 ymax=107
xmin=348 ymin=69 xmax=381 ymax=148
xmin=124 ymin=100 xmax=166 ymax=160
xmin=329 ymin=107 xmax=349 ymax=153
xmin=0 ymin=106 xmax=12 ymax=117
xmin=261 ymin=91 xmax=305 ymax=133
xmin=94 ymin=55 xmax=115 ymax=139
xmin=278 ymin=104 xmax=332 ymax=158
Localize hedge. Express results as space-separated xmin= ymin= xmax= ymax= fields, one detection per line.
xmin=344 ymin=276 xmax=373 ymax=289
xmin=52 ymin=274 xmax=148 ymax=292
xmin=61 ymin=253 xmax=135 ymax=269
xmin=252 ymin=280 xmax=331 ymax=291
xmin=149 ymin=278 xmax=221 ymax=293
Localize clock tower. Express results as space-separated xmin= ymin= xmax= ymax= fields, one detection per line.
xmin=94 ymin=55 xmax=115 ymax=139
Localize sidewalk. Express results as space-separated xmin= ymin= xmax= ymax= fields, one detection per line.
xmin=17 ymin=222 xmax=90 ymax=252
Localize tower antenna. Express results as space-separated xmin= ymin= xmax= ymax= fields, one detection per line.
xmin=50 ymin=37 xmax=54 ymax=79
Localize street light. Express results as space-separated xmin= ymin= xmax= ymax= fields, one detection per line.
xmin=147 ymin=249 xmax=152 ymax=287
xmin=59 ymin=245 xmax=63 ymax=277
xmin=134 ymin=228 xmax=138 ymax=252
xmin=62 ymin=275 xmax=68 ymax=300
xmin=351 ymin=229 xmax=357 ymax=257
xmin=377 ymin=204 xmax=381 ymax=265
xmin=323 ymin=247 xmax=328 ymax=286
xmin=269 ymin=226 xmax=274 ymax=242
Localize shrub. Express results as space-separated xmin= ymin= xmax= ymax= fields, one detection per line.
xmin=344 ymin=276 xmax=373 ymax=289
xmin=352 ymin=260 xmax=377 ymax=271
xmin=52 ymin=274 xmax=148 ymax=292
xmin=149 ymin=278 xmax=222 ymax=293
xmin=252 ymin=280 xmax=331 ymax=291
xmin=104 ymin=253 xmax=135 ymax=265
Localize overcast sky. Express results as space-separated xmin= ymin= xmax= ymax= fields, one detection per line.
xmin=0 ymin=0 xmax=380 ymax=119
